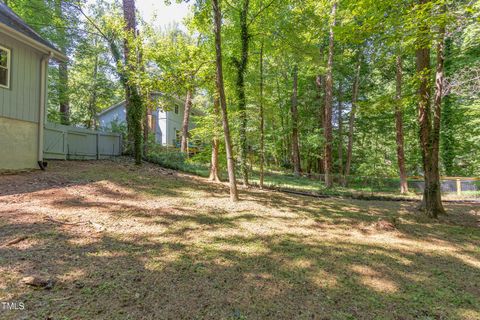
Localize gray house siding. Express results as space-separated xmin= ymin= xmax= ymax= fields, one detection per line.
xmin=97 ymin=101 xmax=127 ymax=129
xmin=0 ymin=3 xmax=66 ymax=170
xmin=0 ymin=32 xmax=41 ymax=123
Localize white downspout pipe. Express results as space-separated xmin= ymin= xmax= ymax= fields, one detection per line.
xmin=38 ymin=52 xmax=53 ymax=170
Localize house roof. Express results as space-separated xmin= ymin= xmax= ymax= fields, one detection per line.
xmin=97 ymin=92 xmax=184 ymax=117
xmin=0 ymin=2 xmax=67 ymax=61
xmin=97 ymin=100 xmax=127 ymax=117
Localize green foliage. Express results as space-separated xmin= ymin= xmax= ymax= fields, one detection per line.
xmin=145 ymin=148 xmax=210 ymax=177
xmin=8 ymin=0 xmax=479 ymax=181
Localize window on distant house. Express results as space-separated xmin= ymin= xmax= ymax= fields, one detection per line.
xmin=0 ymin=46 xmax=11 ymax=89
xmin=174 ymin=105 xmax=179 ymax=114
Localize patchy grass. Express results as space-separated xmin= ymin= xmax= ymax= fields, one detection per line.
xmin=0 ymin=159 xmax=479 ymax=319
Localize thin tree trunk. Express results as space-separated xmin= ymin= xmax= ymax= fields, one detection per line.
xmin=87 ymin=46 xmax=99 ymax=129
xmin=213 ymin=0 xmax=239 ymax=202
xmin=259 ymin=40 xmax=265 ymax=188
xmin=323 ymin=1 xmax=337 ymax=188
xmin=143 ymin=107 xmax=149 ymax=155
xmin=345 ymin=54 xmax=361 ymax=182
xmin=234 ymin=0 xmax=250 ymax=187
xmin=429 ymin=16 xmax=446 ymax=215
xmin=59 ymin=62 xmax=70 ymax=124
xmin=394 ymin=56 xmax=409 ymax=194
xmin=181 ymin=90 xmax=193 ymax=153
xmin=291 ymin=64 xmax=301 ymax=176
xmin=209 ymin=95 xmax=221 ymax=182
xmin=337 ymin=81 xmax=344 ymax=181
xmin=315 ymin=72 xmax=325 ymax=175
xmin=56 ymin=0 xmax=69 ymax=125
xmin=441 ymin=38 xmax=454 ymax=176
xmin=415 ymin=0 xmax=446 ymax=218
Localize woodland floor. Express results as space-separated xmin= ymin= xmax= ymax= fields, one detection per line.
xmin=0 ymin=159 xmax=479 ymax=320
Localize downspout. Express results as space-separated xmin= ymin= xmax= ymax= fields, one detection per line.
xmin=38 ymin=52 xmax=53 ymax=170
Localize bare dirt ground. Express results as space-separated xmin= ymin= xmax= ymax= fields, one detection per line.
xmin=0 ymin=159 xmax=479 ymax=320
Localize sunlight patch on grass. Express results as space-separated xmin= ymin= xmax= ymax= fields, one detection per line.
xmin=350 ymin=264 xmax=399 ymax=293
xmin=58 ymin=268 xmax=86 ymax=283
xmin=456 ymin=308 xmax=480 ymax=320
xmin=1 ymin=160 xmax=479 ymax=319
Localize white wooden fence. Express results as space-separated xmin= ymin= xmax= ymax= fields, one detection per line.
xmin=43 ymin=122 xmax=122 ymax=160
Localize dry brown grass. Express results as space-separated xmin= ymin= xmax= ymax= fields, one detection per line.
xmin=0 ymin=159 xmax=479 ymax=319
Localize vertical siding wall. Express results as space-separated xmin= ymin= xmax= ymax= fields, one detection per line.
xmin=44 ymin=122 xmax=122 ymax=160
xmin=98 ymin=102 xmax=127 ymax=129
xmin=165 ymin=103 xmax=195 ymax=146
xmin=0 ymin=117 xmax=39 ymax=170
xmin=0 ymin=33 xmax=41 ymax=123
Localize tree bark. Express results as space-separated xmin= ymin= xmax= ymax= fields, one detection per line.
xmin=315 ymin=72 xmax=325 ymax=175
xmin=259 ymin=40 xmax=265 ymax=188
xmin=337 ymin=81 xmax=344 ymax=179
xmin=394 ymin=56 xmax=409 ymax=193
xmin=213 ymin=0 xmax=239 ymax=202
xmin=323 ymin=1 xmax=337 ymax=188
xmin=345 ymin=53 xmax=361 ymax=182
xmin=415 ymin=0 xmax=446 ymax=218
xmin=209 ymin=95 xmax=221 ymax=182
xmin=291 ymin=65 xmax=301 ymax=176
xmin=87 ymin=45 xmax=99 ymax=129
xmin=122 ymin=0 xmax=143 ymax=165
xmin=441 ymin=37 xmax=454 ymax=176
xmin=234 ymin=0 xmax=250 ymax=187
xmin=59 ymin=62 xmax=70 ymax=125
xmin=143 ymin=106 xmax=149 ymax=155
xmin=56 ymin=0 xmax=69 ymax=125
xmin=181 ymin=90 xmax=193 ymax=153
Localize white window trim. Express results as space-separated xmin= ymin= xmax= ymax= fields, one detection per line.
xmin=0 ymin=45 xmax=11 ymax=89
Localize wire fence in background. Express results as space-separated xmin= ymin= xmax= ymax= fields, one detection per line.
xmin=256 ymin=172 xmax=480 ymax=201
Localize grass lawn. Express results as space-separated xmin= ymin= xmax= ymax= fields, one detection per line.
xmin=0 ymin=159 xmax=479 ymax=319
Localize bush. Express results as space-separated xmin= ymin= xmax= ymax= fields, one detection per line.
xmin=145 ymin=148 xmax=210 ymax=177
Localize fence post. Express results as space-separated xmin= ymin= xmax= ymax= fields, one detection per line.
xmin=456 ymin=179 xmax=461 ymax=196
xmin=62 ymin=129 xmax=67 ymax=160
xmin=96 ymin=133 xmax=100 ymax=160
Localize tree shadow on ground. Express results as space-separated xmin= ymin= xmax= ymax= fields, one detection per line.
xmin=0 ymin=217 xmax=479 ymax=320
xmin=1 ymin=160 xmax=479 ymax=319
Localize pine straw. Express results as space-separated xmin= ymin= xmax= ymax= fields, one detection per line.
xmin=0 ymin=159 xmax=479 ymax=319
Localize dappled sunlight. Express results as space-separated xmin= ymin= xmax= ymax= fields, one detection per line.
xmin=456 ymin=308 xmax=480 ymax=320
xmin=311 ymin=270 xmax=338 ymax=289
xmin=0 ymin=160 xmax=479 ymax=319
xmin=350 ymin=264 xmax=399 ymax=293
xmin=57 ymin=268 xmax=86 ymax=283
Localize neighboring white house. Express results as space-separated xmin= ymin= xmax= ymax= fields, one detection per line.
xmin=97 ymin=93 xmax=194 ymax=147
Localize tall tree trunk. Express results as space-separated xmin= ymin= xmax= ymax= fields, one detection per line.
xmin=234 ymin=0 xmax=250 ymax=186
xmin=415 ymin=0 xmax=446 ymax=218
xmin=139 ymin=37 xmax=148 ymax=157
xmin=181 ymin=89 xmax=193 ymax=153
xmin=59 ymin=62 xmax=70 ymax=125
xmin=209 ymin=95 xmax=221 ymax=182
xmin=345 ymin=53 xmax=361 ymax=181
xmin=291 ymin=65 xmax=301 ymax=176
xmin=143 ymin=107 xmax=149 ymax=155
xmin=56 ymin=0 xmax=69 ymax=125
xmin=323 ymin=1 xmax=337 ymax=188
xmin=87 ymin=45 xmax=99 ymax=129
xmin=441 ymin=37 xmax=454 ymax=176
xmin=259 ymin=40 xmax=265 ymax=188
xmin=122 ymin=0 xmax=143 ymax=165
xmin=315 ymin=72 xmax=325 ymax=175
xmin=337 ymin=81 xmax=344 ymax=178
xmin=213 ymin=0 xmax=239 ymax=202
xmin=394 ymin=56 xmax=409 ymax=194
